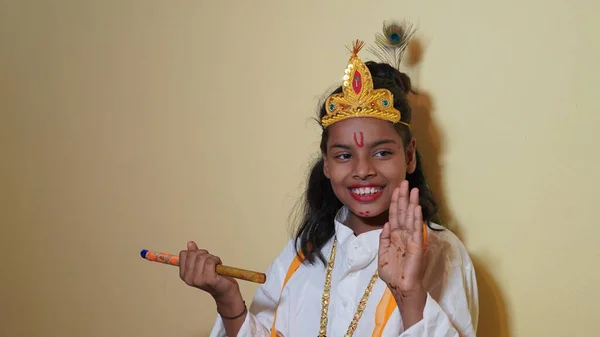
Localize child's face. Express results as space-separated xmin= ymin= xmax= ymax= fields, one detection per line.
xmin=323 ymin=117 xmax=416 ymax=218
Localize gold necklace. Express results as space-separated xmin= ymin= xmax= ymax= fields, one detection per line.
xmin=318 ymin=238 xmax=379 ymax=337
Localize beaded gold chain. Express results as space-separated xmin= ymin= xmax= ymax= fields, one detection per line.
xmin=318 ymin=238 xmax=380 ymax=337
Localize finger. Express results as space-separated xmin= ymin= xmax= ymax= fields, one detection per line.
xmin=202 ymin=255 xmax=222 ymax=285
xmin=179 ymin=250 xmax=187 ymax=280
xmin=190 ymin=252 xmax=208 ymax=284
xmin=389 ymin=187 xmax=400 ymax=230
xmin=396 ymin=180 xmax=410 ymax=229
xmin=186 ymin=250 xmax=198 ymax=271
xmin=413 ymin=205 xmax=424 ymax=247
xmin=406 ymin=187 xmax=419 ymax=232
xmin=188 ymin=241 xmax=199 ymax=251
xmin=182 ymin=252 xmax=195 ymax=283
xmin=183 ymin=252 xmax=202 ymax=284
xmin=409 ymin=186 xmax=420 ymax=206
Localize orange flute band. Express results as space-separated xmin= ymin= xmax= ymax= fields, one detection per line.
xmin=140 ymin=249 xmax=267 ymax=284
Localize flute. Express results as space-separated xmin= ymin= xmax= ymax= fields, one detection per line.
xmin=140 ymin=249 xmax=266 ymax=284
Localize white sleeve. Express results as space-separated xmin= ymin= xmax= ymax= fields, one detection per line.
xmin=399 ymin=263 xmax=479 ymax=337
xmin=208 ymin=240 xmax=296 ymax=337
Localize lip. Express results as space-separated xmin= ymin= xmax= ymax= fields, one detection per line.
xmin=348 ymin=184 xmax=386 ymax=202
xmin=348 ymin=183 xmax=384 ymax=188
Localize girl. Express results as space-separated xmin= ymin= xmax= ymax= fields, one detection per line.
xmin=178 ymin=39 xmax=478 ymax=337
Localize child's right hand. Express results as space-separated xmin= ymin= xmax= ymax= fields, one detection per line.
xmin=179 ymin=241 xmax=240 ymax=303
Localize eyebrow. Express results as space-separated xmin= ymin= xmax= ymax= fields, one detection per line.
xmin=371 ymin=139 xmax=397 ymax=147
xmin=329 ymin=139 xmax=398 ymax=150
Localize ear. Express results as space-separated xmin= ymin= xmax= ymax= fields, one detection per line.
xmin=405 ymin=137 xmax=417 ymax=174
xmin=322 ymin=153 xmax=330 ymax=179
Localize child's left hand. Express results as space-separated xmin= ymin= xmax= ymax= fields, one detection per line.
xmin=378 ymin=180 xmax=426 ymax=296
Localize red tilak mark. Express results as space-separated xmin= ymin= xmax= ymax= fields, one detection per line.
xmin=353 ymin=132 xmax=364 ymax=147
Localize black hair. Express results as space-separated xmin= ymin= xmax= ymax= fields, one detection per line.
xmin=293 ymin=61 xmax=441 ymax=265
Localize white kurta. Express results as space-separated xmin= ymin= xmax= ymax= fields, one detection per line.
xmin=209 ymin=207 xmax=479 ymax=337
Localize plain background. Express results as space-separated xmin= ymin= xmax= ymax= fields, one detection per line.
xmin=1 ymin=0 xmax=599 ymax=336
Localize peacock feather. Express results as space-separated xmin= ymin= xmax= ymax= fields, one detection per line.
xmin=367 ymin=20 xmax=417 ymax=70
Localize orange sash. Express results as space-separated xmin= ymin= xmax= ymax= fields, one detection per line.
xmin=269 ymin=225 xmax=428 ymax=337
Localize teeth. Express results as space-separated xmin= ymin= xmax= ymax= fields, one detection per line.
xmin=351 ymin=187 xmax=382 ymax=195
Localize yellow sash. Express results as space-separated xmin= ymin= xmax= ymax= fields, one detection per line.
xmin=269 ymin=225 xmax=428 ymax=337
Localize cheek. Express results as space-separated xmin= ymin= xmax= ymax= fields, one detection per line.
xmin=327 ymin=163 xmax=350 ymax=183
xmin=380 ymin=159 xmax=407 ymax=181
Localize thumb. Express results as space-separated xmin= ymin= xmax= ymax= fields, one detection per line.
xmin=379 ymin=222 xmax=391 ymax=249
xmin=187 ymin=241 xmax=199 ymax=251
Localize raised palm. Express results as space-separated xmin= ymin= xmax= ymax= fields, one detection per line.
xmin=378 ymin=180 xmax=426 ymax=294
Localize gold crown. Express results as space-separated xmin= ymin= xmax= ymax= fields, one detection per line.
xmin=321 ymin=40 xmax=408 ymax=129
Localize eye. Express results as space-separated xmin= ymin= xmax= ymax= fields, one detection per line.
xmin=374 ymin=150 xmax=393 ymax=158
xmin=334 ymin=153 xmax=352 ymax=161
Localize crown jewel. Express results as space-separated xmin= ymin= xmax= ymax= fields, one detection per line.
xmin=321 ymin=40 xmax=407 ymax=128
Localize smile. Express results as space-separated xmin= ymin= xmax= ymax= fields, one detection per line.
xmin=348 ymin=185 xmax=385 ymax=202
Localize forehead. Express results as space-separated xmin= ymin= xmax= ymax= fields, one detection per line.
xmin=326 ymin=118 xmax=400 ymax=141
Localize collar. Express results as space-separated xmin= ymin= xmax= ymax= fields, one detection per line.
xmin=333 ymin=206 xmax=383 ymax=272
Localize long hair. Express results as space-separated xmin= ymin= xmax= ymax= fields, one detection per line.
xmin=293 ymin=62 xmax=440 ymax=265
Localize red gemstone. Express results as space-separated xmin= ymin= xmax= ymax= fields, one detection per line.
xmin=352 ymin=71 xmax=362 ymax=94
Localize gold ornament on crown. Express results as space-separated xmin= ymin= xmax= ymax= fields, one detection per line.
xmin=321 ymin=40 xmax=409 ymax=129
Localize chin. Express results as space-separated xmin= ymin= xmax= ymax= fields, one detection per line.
xmin=349 ymin=202 xmax=389 ymax=218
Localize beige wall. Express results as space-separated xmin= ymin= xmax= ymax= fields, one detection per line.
xmin=1 ymin=1 xmax=599 ymax=336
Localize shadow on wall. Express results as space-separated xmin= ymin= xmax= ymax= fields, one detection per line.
xmin=406 ymin=38 xmax=511 ymax=337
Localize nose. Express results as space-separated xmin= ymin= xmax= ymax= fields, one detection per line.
xmin=352 ymin=155 xmax=376 ymax=180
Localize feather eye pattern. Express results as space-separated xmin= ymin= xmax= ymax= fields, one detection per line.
xmin=367 ymin=20 xmax=417 ymax=70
